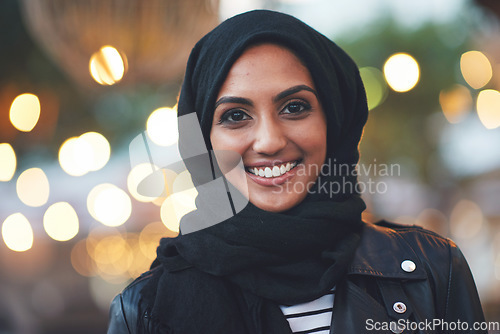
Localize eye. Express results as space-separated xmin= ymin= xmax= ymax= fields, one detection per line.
xmin=219 ymin=109 xmax=251 ymax=124
xmin=281 ymin=100 xmax=311 ymax=115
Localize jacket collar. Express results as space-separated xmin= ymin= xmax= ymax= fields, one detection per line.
xmin=347 ymin=221 xmax=427 ymax=280
xmin=331 ymin=221 xmax=425 ymax=334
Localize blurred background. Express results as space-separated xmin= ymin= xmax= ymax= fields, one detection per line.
xmin=1 ymin=0 xmax=500 ymax=332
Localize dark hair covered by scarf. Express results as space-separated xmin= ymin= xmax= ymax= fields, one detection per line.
xmin=140 ymin=10 xmax=369 ymax=334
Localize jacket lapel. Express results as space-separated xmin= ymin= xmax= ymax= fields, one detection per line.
xmin=330 ymin=279 xmax=390 ymax=334
xmin=330 ymin=222 xmax=428 ymax=334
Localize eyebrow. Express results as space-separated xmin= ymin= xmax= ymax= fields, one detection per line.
xmin=214 ymin=84 xmax=318 ymax=109
xmin=273 ymin=85 xmax=318 ymax=103
xmin=214 ymin=97 xmax=253 ymax=109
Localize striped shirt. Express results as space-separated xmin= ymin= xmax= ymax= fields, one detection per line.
xmin=279 ymin=288 xmax=335 ymax=334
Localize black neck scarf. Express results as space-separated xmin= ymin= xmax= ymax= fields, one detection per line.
xmin=141 ymin=10 xmax=369 ymax=334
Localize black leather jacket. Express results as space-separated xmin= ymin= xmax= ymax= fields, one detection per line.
xmin=107 ymin=221 xmax=486 ymax=333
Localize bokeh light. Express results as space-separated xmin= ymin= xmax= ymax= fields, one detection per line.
xmin=167 ymin=171 xmax=198 ymax=230
xmin=160 ymin=185 xmax=198 ymax=233
xmin=16 ymin=167 xmax=50 ymax=207
xmin=76 ymin=224 xmax=175 ymax=283
xmin=2 ymin=213 xmax=34 ymax=252
xmin=127 ymin=163 xmax=162 ymax=202
xmin=439 ymin=84 xmax=472 ymax=124
xmin=89 ymin=46 xmax=127 ymax=85
xmin=476 ymin=89 xmax=500 ymax=129
xmin=125 ymin=234 xmax=149 ymax=278
xmin=0 ymin=143 xmax=16 ymax=181
xmin=59 ymin=136 xmax=94 ymax=176
xmin=71 ymin=238 xmax=96 ymax=277
xmin=359 ymin=66 xmax=388 ymax=110
xmin=146 ymin=107 xmax=179 ymax=146
xmin=87 ymin=183 xmax=132 ymax=227
xmin=460 ymin=50 xmax=492 ymax=90
xmin=9 ymin=93 xmax=41 ymax=132
xmin=92 ymin=233 xmax=132 ymax=281
xmin=43 ymin=202 xmax=79 ymax=241
xmin=79 ymin=132 xmax=111 ymax=171
xmin=59 ymin=132 xmax=111 ymax=176
xmin=133 ymin=167 xmax=177 ymax=203
xmin=160 ymin=194 xmax=185 ymax=233
xmin=84 ymin=228 xmax=150 ymax=282
xmin=139 ymin=221 xmax=175 ymax=260
xmin=450 ymin=200 xmax=484 ymax=240
xmin=383 ymin=53 xmax=420 ymax=92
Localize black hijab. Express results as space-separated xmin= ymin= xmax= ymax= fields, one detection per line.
xmin=141 ymin=10 xmax=369 ymax=334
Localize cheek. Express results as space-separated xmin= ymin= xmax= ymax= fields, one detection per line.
xmin=306 ymin=135 xmax=327 ymax=167
xmin=210 ymin=129 xmax=229 ymax=151
xmin=210 ymin=130 xmax=248 ymax=155
xmin=295 ymin=121 xmax=327 ymax=161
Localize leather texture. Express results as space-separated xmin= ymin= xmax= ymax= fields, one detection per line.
xmin=107 ymin=221 xmax=486 ymax=334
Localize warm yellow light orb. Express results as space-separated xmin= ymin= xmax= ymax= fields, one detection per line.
xmin=87 ymin=183 xmax=132 ymax=227
xmin=79 ymin=132 xmax=111 ymax=172
xmin=2 ymin=213 xmax=34 ymax=252
xmin=439 ymin=84 xmax=472 ymax=124
xmin=477 ymin=89 xmax=500 ymax=129
xmin=383 ymin=53 xmax=420 ymax=92
xmin=146 ymin=107 xmax=179 ymax=146
xmin=0 ymin=143 xmax=16 ymax=182
xmin=127 ymin=163 xmax=161 ymax=203
xmin=16 ymin=168 xmax=50 ymax=207
xmin=43 ymin=202 xmax=79 ymax=242
xmin=71 ymin=239 xmax=96 ymax=277
xmin=139 ymin=222 xmax=173 ymax=260
xmin=59 ymin=136 xmax=94 ymax=176
xmin=59 ymin=132 xmax=110 ymax=176
xmin=90 ymin=232 xmax=134 ymax=282
xmin=160 ymin=188 xmax=198 ymax=233
xmin=9 ymin=93 xmax=41 ymax=132
xmin=89 ymin=46 xmax=127 ymax=85
xmin=460 ymin=51 xmax=492 ymax=90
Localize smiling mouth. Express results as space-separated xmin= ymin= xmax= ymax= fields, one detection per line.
xmin=245 ymin=160 xmax=301 ymax=178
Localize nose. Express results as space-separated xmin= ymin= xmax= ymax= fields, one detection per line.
xmin=251 ymin=116 xmax=287 ymax=155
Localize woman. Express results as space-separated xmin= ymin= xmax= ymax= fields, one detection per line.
xmin=108 ymin=10 xmax=485 ymax=334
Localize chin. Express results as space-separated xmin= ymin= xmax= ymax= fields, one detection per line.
xmin=249 ymin=193 xmax=306 ymax=213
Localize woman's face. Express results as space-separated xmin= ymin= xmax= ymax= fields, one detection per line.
xmin=210 ymin=44 xmax=327 ymax=212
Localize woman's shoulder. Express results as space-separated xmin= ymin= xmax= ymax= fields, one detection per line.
xmin=343 ymin=221 xmax=485 ymax=327
xmin=107 ymin=267 xmax=160 ymax=334
xmin=351 ymin=220 xmax=465 ymax=280
xmin=361 ymin=220 xmax=457 ymax=256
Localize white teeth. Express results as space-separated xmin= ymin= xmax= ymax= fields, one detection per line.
xmin=247 ymin=160 xmax=300 ymax=178
xmin=272 ymin=166 xmax=280 ymax=177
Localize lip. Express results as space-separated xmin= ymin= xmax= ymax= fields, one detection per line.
xmin=245 ymin=162 xmax=302 ymax=186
